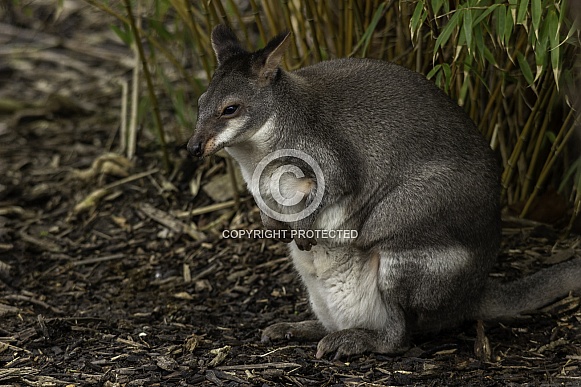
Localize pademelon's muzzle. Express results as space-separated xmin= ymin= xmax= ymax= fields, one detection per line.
xmin=187 ymin=136 xmax=204 ymax=158
xmin=187 ymin=129 xmax=219 ymax=158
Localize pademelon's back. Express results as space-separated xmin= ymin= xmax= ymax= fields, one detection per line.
xmin=290 ymin=58 xmax=493 ymax=172
xmin=294 ymin=58 xmax=455 ymax=112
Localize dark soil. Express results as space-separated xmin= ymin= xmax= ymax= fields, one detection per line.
xmin=1 ymin=4 xmax=580 ymax=386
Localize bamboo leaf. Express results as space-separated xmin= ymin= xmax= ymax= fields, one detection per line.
xmin=534 ymin=15 xmax=549 ymax=80
xmin=150 ymin=19 xmax=172 ymax=41
xmin=517 ymin=52 xmax=534 ymax=85
xmin=458 ymin=55 xmax=471 ymax=105
xmin=474 ymin=3 xmax=502 ymax=26
xmin=110 ymin=24 xmax=132 ymax=45
xmin=559 ymin=157 xmax=581 ymax=193
xmin=474 ymin=22 xmax=485 ymax=63
xmin=463 ymin=7 xmax=473 ymax=52
xmin=517 ymin=0 xmax=529 ymax=25
xmin=562 ymin=20 xmax=579 ymax=45
xmin=558 ymin=0 xmax=568 ymax=27
xmin=442 ymin=63 xmax=452 ymax=93
xmin=547 ymin=9 xmax=560 ymax=85
xmin=504 ymin=6 xmax=514 ymax=48
xmin=410 ymin=2 xmax=425 ymax=41
xmin=358 ymin=2 xmax=387 ymax=55
xmin=495 ymin=5 xmax=506 ymax=45
xmin=427 ymin=64 xmax=442 ymax=80
xmin=482 ymin=45 xmax=497 ymax=66
xmin=154 ymin=0 xmax=171 ymax=18
xmin=432 ymin=0 xmax=445 ymax=15
xmin=434 ymin=10 xmax=461 ymax=59
xmin=531 ymin=0 xmax=542 ymax=38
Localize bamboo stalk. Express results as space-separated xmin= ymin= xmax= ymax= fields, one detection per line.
xmin=501 ymin=75 xmax=552 ymax=199
xmin=123 ymin=0 xmax=169 ymax=170
xmin=127 ymin=16 xmax=140 ymax=161
xmin=415 ymin=29 xmax=423 ymax=72
xmin=305 ymin=0 xmax=323 ymax=62
xmin=520 ymin=110 xmax=577 ymax=217
xmin=337 ymin=1 xmax=345 ymax=57
xmin=520 ymin=86 xmax=557 ymax=201
xmin=263 ymin=0 xmax=278 ymax=38
xmin=364 ymin=0 xmax=373 ymax=26
xmin=249 ymin=0 xmax=267 ymax=44
xmin=287 ymin=0 xmax=309 ymax=66
xmin=351 ymin=0 xmax=364 ymax=43
xmin=345 ymin=0 xmax=354 ymax=57
xmin=119 ymin=79 xmax=128 ymax=153
xmin=320 ymin=1 xmax=340 ymax=57
xmin=213 ymin=0 xmax=231 ymax=28
xmin=227 ymin=0 xmax=248 ymax=42
xmin=279 ymin=0 xmax=300 ymax=62
xmin=202 ymin=1 xmax=219 ymax=30
xmin=190 ymin=15 xmax=213 ymax=81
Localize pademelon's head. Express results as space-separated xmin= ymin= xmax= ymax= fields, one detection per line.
xmin=187 ymin=25 xmax=291 ymax=157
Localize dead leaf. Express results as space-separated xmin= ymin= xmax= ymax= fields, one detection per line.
xmin=69 ymin=153 xmax=133 ymax=181
xmin=184 ymin=334 xmax=202 ymax=353
xmin=111 ymin=215 xmax=131 ymax=231
xmin=173 ymin=291 xmax=193 ymax=300
xmin=71 ymin=188 xmax=109 ymax=217
xmin=208 ymin=345 xmax=231 ymax=367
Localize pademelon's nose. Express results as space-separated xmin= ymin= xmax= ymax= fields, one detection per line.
xmin=187 ymin=138 xmax=203 ymax=157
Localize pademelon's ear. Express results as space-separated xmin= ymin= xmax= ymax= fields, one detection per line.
xmin=253 ymin=31 xmax=292 ymax=84
xmin=211 ymin=24 xmax=246 ymax=66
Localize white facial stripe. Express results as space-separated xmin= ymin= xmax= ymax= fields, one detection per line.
xmin=213 ymin=116 xmax=248 ymax=150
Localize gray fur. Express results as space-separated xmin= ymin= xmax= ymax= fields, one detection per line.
xmin=187 ymin=25 xmax=581 ymax=358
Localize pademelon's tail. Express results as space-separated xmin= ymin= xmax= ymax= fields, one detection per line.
xmin=477 ymin=258 xmax=581 ymax=320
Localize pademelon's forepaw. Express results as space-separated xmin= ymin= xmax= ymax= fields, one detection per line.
xmin=261 ymin=322 xmax=295 ymax=342
xmin=261 ymin=320 xmax=326 ymax=343
xmin=295 ymin=236 xmax=317 ymax=251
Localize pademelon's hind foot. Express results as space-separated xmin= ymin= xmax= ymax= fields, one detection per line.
xmin=262 ymin=322 xmax=411 ymax=360
xmin=315 ymin=328 xmax=410 ymax=359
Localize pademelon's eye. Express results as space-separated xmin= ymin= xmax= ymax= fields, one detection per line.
xmin=221 ymin=105 xmax=239 ymax=117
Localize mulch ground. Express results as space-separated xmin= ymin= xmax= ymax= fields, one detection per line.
xmin=1 ymin=3 xmax=580 ymax=386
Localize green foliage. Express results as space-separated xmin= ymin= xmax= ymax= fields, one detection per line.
xmin=407 ymin=0 xmax=580 ymax=224
xmin=86 ymin=0 xmax=581 ymax=225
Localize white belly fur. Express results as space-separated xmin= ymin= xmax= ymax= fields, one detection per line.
xmin=290 ymin=242 xmax=388 ymax=332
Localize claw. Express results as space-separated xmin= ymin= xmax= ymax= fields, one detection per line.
xmin=295 ymin=236 xmax=317 ymax=251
